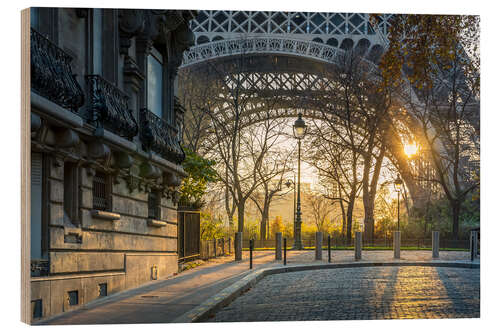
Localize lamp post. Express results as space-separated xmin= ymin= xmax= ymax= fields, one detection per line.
xmin=394 ymin=175 xmax=403 ymax=231
xmin=285 ymin=176 xmax=296 ymax=230
xmin=292 ymin=113 xmax=307 ymax=250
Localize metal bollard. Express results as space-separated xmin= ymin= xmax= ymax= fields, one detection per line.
xmin=470 ymin=231 xmax=478 ymax=261
xmin=284 ymin=238 xmax=287 ymax=266
xmin=355 ymin=232 xmax=362 ymax=260
xmin=393 ymin=231 xmax=401 ymax=259
xmin=315 ymin=232 xmax=323 ymax=260
xmin=250 ymin=239 xmax=254 ymax=269
xmin=275 ymin=232 xmax=283 ymax=260
xmin=328 ymin=235 xmax=331 ymax=263
xmin=432 ymin=231 xmax=439 ymax=259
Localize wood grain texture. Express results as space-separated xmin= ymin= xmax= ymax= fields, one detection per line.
xmin=21 ymin=7 xmax=31 ymax=324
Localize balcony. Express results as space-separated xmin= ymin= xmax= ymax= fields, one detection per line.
xmin=140 ymin=109 xmax=185 ymax=164
xmin=30 ymin=28 xmax=84 ymax=113
xmin=86 ymin=75 xmax=139 ymax=140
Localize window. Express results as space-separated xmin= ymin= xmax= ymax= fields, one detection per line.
xmin=68 ymin=290 xmax=79 ymax=306
xmin=148 ymin=190 xmax=161 ymax=220
xmin=31 ymin=153 xmax=44 ymax=259
xmin=92 ymin=171 xmax=111 ymax=211
xmin=147 ymin=48 xmax=164 ymax=119
xmin=64 ymin=162 xmax=80 ymax=225
xmin=98 ymin=283 xmax=107 ymax=297
xmin=31 ymin=299 xmax=43 ymax=319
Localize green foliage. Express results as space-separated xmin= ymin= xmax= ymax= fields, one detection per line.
xmin=243 ymin=219 xmax=259 ymax=240
xmin=200 ymin=211 xmax=226 ymax=240
xmin=270 ymin=216 xmax=285 ymax=237
xmin=179 ymin=148 xmax=217 ymax=208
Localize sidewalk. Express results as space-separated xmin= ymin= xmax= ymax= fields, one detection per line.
xmin=38 ymin=250 xmax=476 ymax=325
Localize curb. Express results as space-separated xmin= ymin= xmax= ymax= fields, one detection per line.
xmin=172 ymin=260 xmax=479 ymax=323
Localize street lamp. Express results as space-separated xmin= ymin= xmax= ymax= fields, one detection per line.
xmin=394 ymin=175 xmax=403 ymax=231
xmin=293 ymin=112 xmax=307 ymax=250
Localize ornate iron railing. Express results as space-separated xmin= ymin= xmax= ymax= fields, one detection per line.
xmin=140 ymin=108 xmax=185 ymax=164
xmin=30 ymin=28 xmax=84 ymax=113
xmin=181 ymin=37 xmax=380 ymax=75
xmin=86 ymin=75 xmax=138 ymax=140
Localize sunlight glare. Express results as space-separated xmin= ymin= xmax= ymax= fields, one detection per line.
xmin=404 ymin=143 xmax=419 ymax=157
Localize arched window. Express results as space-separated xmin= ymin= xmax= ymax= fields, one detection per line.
xmin=339 ymin=38 xmax=354 ymax=51
xmin=367 ymin=44 xmax=384 ymax=63
xmin=326 ymin=38 xmax=338 ymax=47
xmin=196 ymin=35 xmax=209 ymax=45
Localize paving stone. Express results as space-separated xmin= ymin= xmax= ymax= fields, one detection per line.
xmin=209 ymin=266 xmax=480 ymax=322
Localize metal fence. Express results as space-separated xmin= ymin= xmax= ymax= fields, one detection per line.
xmin=199 ymin=238 xmax=233 ymax=260
xmin=242 ymin=237 xmax=472 ymax=250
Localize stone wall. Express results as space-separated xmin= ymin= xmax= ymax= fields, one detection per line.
xmin=29 ymin=7 xmax=198 ymax=322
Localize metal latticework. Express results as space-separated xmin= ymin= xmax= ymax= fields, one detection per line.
xmin=191 ymin=11 xmax=392 ymax=39
xmin=182 ymin=11 xmax=392 ymax=68
xmin=92 ymin=172 xmax=108 ymax=211
xmin=148 ymin=191 xmax=160 ymax=220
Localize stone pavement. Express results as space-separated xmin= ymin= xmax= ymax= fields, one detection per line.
xmin=209 ymin=266 xmax=480 ymax=321
xmin=38 ymin=250 xmax=476 ymax=324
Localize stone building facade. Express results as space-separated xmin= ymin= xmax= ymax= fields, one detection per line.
xmin=28 ymin=7 xmax=196 ymax=321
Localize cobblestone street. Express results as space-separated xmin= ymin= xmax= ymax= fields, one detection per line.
xmin=209 ymin=266 xmax=480 ymax=321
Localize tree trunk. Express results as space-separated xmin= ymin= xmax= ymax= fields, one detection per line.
xmin=363 ymin=200 xmax=375 ymax=243
xmin=237 ymin=201 xmax=245 ymax=233
xmin=339 ymin=184 xmax=347 ymax=238
xmin=260 ymin=214 xmax=268 ymax=240
xmin=346 ymin=194 xmax=355 ymax=244
xmin=451 ymin=200 xmax=461 ymax=239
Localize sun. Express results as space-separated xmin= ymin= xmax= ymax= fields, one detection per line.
xmin=403 ymin=143 xmax=419 ymax=157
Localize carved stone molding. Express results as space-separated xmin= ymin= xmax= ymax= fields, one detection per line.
xmin=123 ymin=56 xmax=144 ymax=92
xmin=31 ymin=113 xmax=42 ymax=133
xmin=55 ymin=128 xmax=80 ymax=148
xmin=164 ymin=172 xmax=182 ymax=187
xmin=87 ymin=140 xmax=111 ymax=161
xmin=118 ymin=9 xmax=145 ymax=54
xmin=113 ymin=151 xmax=134 ymax=169
xmin=140 ymin=161 xmax=162 ymax=179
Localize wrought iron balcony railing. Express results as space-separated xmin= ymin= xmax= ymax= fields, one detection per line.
xmin=140 ymin=109 xmax=185 ymax=164
xmin=86 ymin=75 xmax=139 ymax=140
xmin=31 ymin=28 xmax=84 ymax=113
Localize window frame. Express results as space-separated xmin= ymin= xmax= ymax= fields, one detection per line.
xmin=147 ymin=189 xmax=162 ymax=220
xmin=63 ymin=161 xmax=81 ymax=226
xmin=92 ymin=171 xmax=112 ymax=212
xmin=147 ymin=47 xmax=166 ymax=118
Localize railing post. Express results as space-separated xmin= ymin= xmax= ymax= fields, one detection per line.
xmin=393 ymin=231 xmax=401 ymax=259
xmin=235 ymin=232 xmax=242 ymax=261
xmin=315 ymin=232 xmax=323 ymax=260
xmin=470 ymin=231 xmax=478 ymax=261
xmin=328 ymin=235 xmax=331 ymax=263
xmin=355 ymin=232 xmax=362 ymax=260
xmin=250 ymin=239 xmax=254 ymax=269
xmin=284 ymin=238 xmax=287 ymax=266
xmin=275 ymin=232 xmax=283 ymax=260
xmin=432 ymin=231 xmax=440 ymax=259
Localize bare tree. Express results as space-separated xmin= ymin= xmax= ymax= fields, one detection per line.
xmin=305 ymin=190 xmax=334 ymax=233
xmin=250 ymin=138 xmax=294 ymax=240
